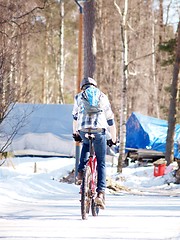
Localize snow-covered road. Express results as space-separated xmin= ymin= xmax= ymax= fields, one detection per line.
xmin=0 ymin=156 xmax=180 ymax=240
xmin=1 ymin=185 xmax=180 ymax=240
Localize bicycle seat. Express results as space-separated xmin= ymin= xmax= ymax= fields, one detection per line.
xmin=85 ymin=133 xmax=95 ymax=140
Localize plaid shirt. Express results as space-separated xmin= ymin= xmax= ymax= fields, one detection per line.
xmin=72 ymin=90 xmax=114 ymax=131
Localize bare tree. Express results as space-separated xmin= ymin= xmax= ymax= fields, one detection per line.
xmin=58 ymin=0 xmax=65 ymax=103
xmin=165 ymin=21 xmax=180 ymax=166
xmin=114 ymin=0 xmax=128 ymax=173
xmin=84 ymin=0 xmax=96 ymax=77
xmin=0 ymin=0 xmax=47 ymax=153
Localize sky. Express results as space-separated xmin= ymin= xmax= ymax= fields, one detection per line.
xmin=0 ymin=153 xmax=180 ymax=239
xmin=154 ymin=0 xmax=180 ymax=31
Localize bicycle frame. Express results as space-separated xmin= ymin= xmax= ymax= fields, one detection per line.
xmin=88 ymin=139 xmax=97 ymax=195
xmin=80 ymin=133 xmax=99 ymax=219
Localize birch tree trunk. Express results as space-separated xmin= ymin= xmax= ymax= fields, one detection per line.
xmin=114 ymin=0 xmax=128 ymax=173
xmin=165 ymin=22 xmax=180 ymax=165
xmin=58 ymin=0 xmax=65 ymax=104
xmin=151 ymin=7 xmax=159 ymax=118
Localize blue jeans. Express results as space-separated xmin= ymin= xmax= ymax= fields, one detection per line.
xmin=78 ymin=130 xmax=107 ymax=193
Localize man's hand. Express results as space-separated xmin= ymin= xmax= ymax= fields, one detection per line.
xmin=72 ymin=133 xmax=82 ymax=142
xmin=107 ymin=139 xmax=116 ymax=147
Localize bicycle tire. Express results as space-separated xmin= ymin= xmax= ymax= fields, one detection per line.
xmin=91 ymin=198 xmax=99 ymax=216
xmin=81 ymin=165 xmax=91 ymax=220
xmin=91 ymin=168 xmax=99 ymax=216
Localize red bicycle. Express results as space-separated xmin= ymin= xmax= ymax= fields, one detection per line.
xmin=80 ymin=133 xmax=100 ymax=220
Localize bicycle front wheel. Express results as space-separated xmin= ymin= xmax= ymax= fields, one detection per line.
xmin=91 ymin=169 xmax=99 ymax=216
xmin=81 ymin=165 xmax=91 ymax=220
xmin=91 ymin=198 xmax=99 ymax=216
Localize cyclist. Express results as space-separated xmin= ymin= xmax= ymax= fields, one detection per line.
xmin=72 ymin=77 xmax=116 ymax=209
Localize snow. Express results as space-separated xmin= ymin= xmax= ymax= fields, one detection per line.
xmin=0 ymin=154 xmax=180 ymax=239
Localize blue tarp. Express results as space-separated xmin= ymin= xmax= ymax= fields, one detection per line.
xmin=126 ymin=112 xmax=180 ymax=159
xmin=0 ymin=103 xmax=74 ymax=156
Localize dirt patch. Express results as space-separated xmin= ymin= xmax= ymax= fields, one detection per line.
xmin=59 ymin=169 xmax=131 ymax=193
xmin=59 ymin=169 xmax=75 ymax=184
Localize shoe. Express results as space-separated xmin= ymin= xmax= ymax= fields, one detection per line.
xmin=95 ymin=192 xmax=105 ymax=209
xmin=76 ymin=170 xmax=83 ymax=185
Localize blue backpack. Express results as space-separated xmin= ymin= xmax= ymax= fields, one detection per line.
xmin=82 ymin=86 xmax=102 ymax=114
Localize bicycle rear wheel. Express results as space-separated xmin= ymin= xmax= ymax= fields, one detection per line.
xmin=81 ymin=165 xmax=91 ymax=220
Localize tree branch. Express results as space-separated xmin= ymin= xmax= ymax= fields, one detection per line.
xmin=0 ymin=0 xmax=48 ymax=24
xmin=13 ymin=0 xmax=48 ymax=20
xmin=127 ymin=51 xmax=155 ymax=67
